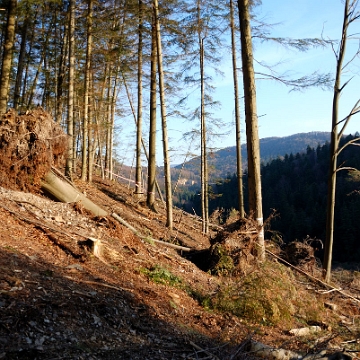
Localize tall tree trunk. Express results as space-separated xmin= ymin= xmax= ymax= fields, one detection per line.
xmin=87 ymin=73 xmax=95 ymax=183
xmin=238 ymin=0 xmax=265 ymax=260
xmin=122 ymin=69 xmax=164 ymax=205
xmin=20 ymin=17 xmax=37 ymax=109
xmin=109 ymin=73 xmax=119 ymax=181
xmin=55 ymin=14 xmax=68 ymax=124
xmin=323 ymin=0 xmax=350 ymax=283
xmin=197 ymin=0 xmax=209 ymax=234
xmin=147 ymin=13 xmax=158 ymax=210
xmin=0 ymin=0 xmax=17 ymax=114
xmin=65 ymin=0 xmax=75 ymax=179
xmin=154 ymin=0 xmax=173 ymax=230
xmin=135 ymin=0 xmax=144 ymax=197
xmin=14 ymin=7 xmax=33 ymax=110
xmin=81 ymin=0 xmax=93 ymax=181
xmin=230 ymin=0 xmax=245 ymax=218
xmin=200 ymin=38 xmax=209 ymax=234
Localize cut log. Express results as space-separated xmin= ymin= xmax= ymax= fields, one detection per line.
xmin=41 ymin=171 xmax=108 ymax=217
xmin=112 ymin=212 xmax=191 ymax=252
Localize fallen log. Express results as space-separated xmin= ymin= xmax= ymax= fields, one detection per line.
xmin=41 ymin=171 xmax=191 ymax=252
xmin=111 ymin=212 xmax=191 ymax=252
xmin=41 ymin=171 xmax=108 ymax=217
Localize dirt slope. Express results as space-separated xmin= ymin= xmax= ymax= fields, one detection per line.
xmin=0 ymin=176 xmax=359 ymax=360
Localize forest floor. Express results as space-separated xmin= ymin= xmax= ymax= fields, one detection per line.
xmin=0 ymin=174 xmax=359 ymax=360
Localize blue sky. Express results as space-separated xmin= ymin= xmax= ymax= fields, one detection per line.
xmin=213 ymin=0 xmax=360 ymax=145
xmin=117 ymin=0 xmax=360 ymax=166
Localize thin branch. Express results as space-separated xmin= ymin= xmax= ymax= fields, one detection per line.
xmin=336 ymin=137 xmax=360 ymax=156
xmin=255 ymin=71 xmax=333 ymax=91
xmin=335 ymin=166 xmax=359 ymax=173
xmin=338 ymin=99 xmax=360 ymax=138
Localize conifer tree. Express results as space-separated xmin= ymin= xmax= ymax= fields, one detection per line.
xmin=238 ymin=0 xmax=265 ymax=260
xmin=0 ymin=0 xmax=17 ymax=114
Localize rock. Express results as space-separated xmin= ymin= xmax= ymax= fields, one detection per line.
xmin=289 ymin=326 xmax=321 ymax=336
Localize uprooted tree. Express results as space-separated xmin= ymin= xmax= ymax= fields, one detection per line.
xmin=0 ymin=108 xmax=67 ymax=192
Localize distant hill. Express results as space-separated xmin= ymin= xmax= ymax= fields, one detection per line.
xmin=174 ymin=132 xmax=331 ymax=181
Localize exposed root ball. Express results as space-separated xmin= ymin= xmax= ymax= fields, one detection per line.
xmin=283 ymin=241 xmax=316 ymax=269
xmin=207 ymin=218 xmax=260 ymax=275
xmin=0 ymin=108 xmax=67 ymax=192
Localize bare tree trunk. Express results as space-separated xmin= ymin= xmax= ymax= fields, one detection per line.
xmin=81 ymin=0 xmax=93 ymax=181
xmin=323 ymin=0 xmax=351 ymax=283
xmin=122 ymin=69 xmax=164 ymax=205
xmin=109 ymin=74 xmax=119 ymax=181
xmin=87 ymin=72 xmax=95 ymax=183
xmin=55 ymin=3 xmax=67 ymax=124
xmin=0 ymin=0 xmax=17 ymax=114
xmin=104 ymin=74 xmax=112 ymax=179
xmin=197 ymin=1 xmax=209 ymax=235
xmin=14 ymin=7 xmax=34 ymax=110
xmin=200 ymin=38 xmax=209 ymax=234
xmin=147 ymin=14 xmax=158 ymax=210
xmin=154 ymin=0 xmax=173 ymax=230
xmin=238 ymin=0 xmax=265 ymax=260
xmin=65 ymin=0 xmax=75 ymax=179
xmin=135 ymin=0 xmax=144 ymax=197
xmin=230 ymin=0 xmax=245 ymax=218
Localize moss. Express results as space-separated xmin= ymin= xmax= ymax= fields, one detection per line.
xmin=140 ymin=265 xmax=183 ymax=287
xmin=191 ymin=260 xmax=326 ymax=327
xmin=209 ymin=243 xmax=235 ymax=275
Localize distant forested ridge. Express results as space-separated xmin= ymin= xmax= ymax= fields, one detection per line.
xmin=174 ymin=131 xmax=331 ymax=179
xmin=176 ymin=133 xmax=360 ymax=263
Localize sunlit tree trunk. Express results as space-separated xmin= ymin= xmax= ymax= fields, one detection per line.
xmin=197 ymin=0 xmax=209 ymax=234
xmin=323 ymin=0 xmax=354 ymax=283
xmin=109 ymin=73 xmax=119 ymax=181
xmin=147 ymin=13 xmax=158 ymax=210
xmin=154 ymin=0 xmax=173 ymax=230
xmin=55 ymin=4 xmax=67 ymax=124
xmin=135 ymin=0 xmax=143 ymax=197
xmin=238 ymin=0 xmax=265 ymax=260
xmin=81 ymin=0 xmax=93 ymax=181
xmin=104 ymin=73 xmax=112 ymax=179
xmin=230 ymin=0 xmax=244 ymax=217
xmin=200 ymin=38 xmax=209 ymax=234
xmin=0 ymin=0 xmax=17 ymax=114
xmin=65 ymin=0 xmax=75 ymax=179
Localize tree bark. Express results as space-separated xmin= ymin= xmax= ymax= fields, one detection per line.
xmin=41 ymin=171 xmax=107 ymax=217
xmin=14 ymin=7 xmax=33 ymax=110
xmin=55 ymin=5 xmax=67 ymax=124
xmin=197 ymin=0 xmax=209 ymax=234
xmin=81 ymin=0 xmax=93 ymax=181
xmin=230 ymin=0 xmax=245 ymax=218
xmin=238 ymin=0 xmax=265 ymax=260
xmin=154 ymin=0 xmax=173 ymax=230
xmin=323 ymin=0 xmax=350 ymax=283
xmin=0 ymin=0 xmax=17 ymax=114
xmin=65 ymin=0 xmax=75 ymax=179
xmin=135 ymin=0 xmax=144 ymax=197
xmin=147 ymin=13 xmax=158 ymax=210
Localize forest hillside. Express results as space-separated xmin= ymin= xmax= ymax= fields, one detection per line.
xmin=180 ymin=134 xmax=360 ymax=264
xmin=0 ymin=110 xmax=359 ymax=359
xmin=1 ymin=172 xmax=360 ymax=359
xmin=172 ymin=132 xmax=331 ymax=182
